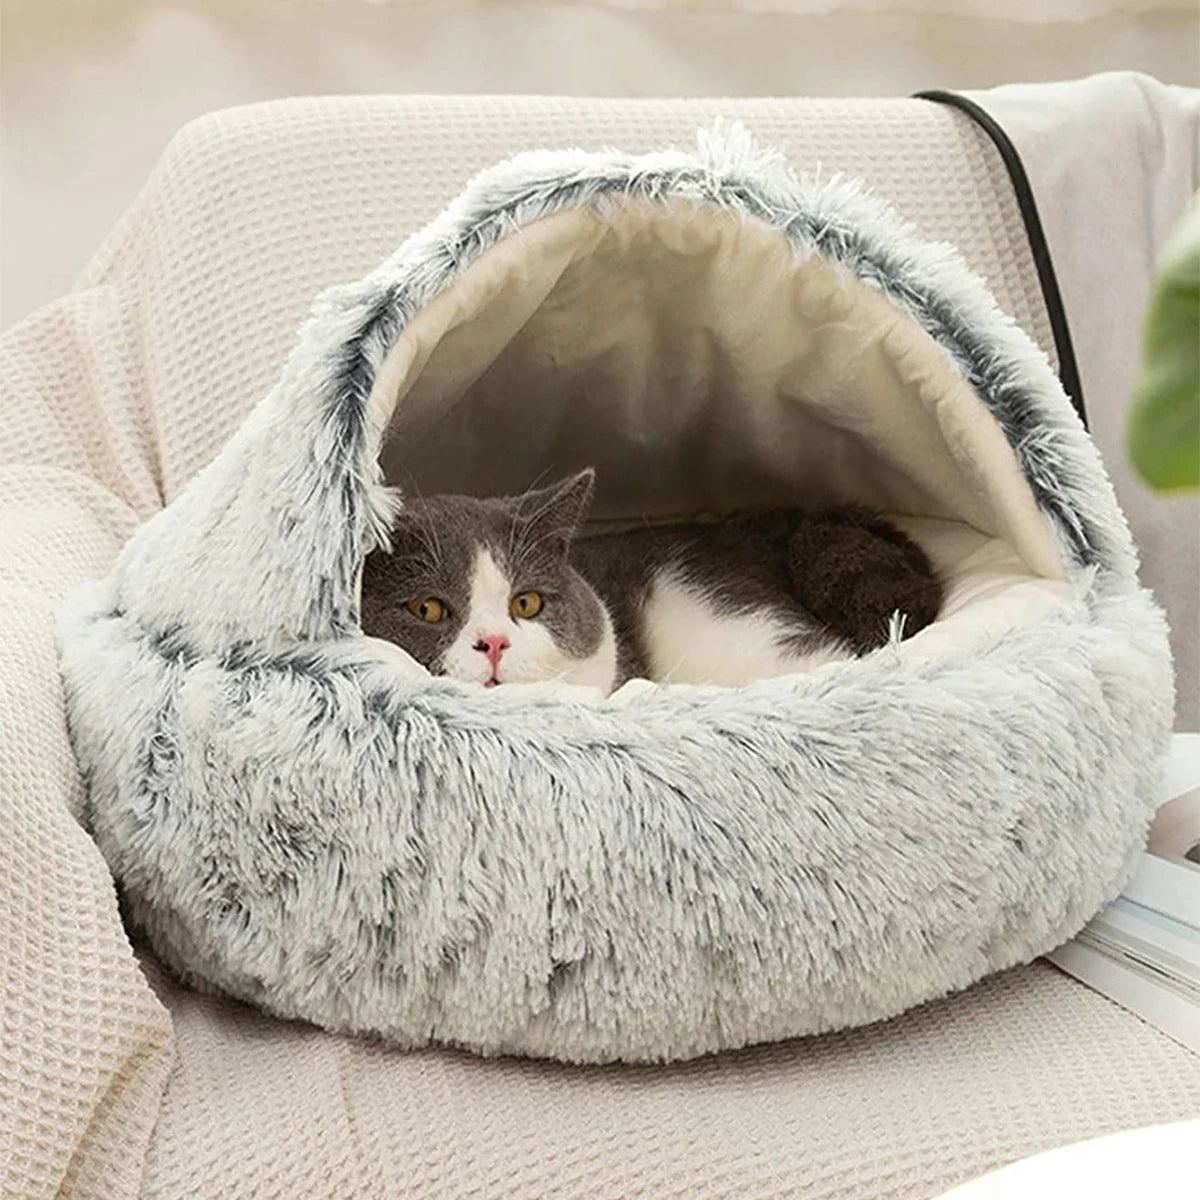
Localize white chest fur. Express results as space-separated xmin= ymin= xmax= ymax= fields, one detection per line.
xmin=641 ymin=569 xmax=852 ymax=686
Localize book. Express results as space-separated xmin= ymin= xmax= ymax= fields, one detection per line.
xmin=1046 ymin=734 xmax=1200 ymax=1053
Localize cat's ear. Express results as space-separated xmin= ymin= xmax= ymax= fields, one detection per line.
xmin=548 ymin=469 xmax=596 ymax=529
xmin=518 ymin=469 xmax=595 ymax=552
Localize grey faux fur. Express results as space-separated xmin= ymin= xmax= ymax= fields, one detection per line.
xmin=57 ymin=127 xmax=1173 ymax=1063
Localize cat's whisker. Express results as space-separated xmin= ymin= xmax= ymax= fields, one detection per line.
xmin=401 ymin=478 xmax=445 ymax=564
xmin=505 ymin=497 xmax=523 ymax=569
xmin=514 ymin=528 xmax=568 ymax=563
xmin=523 ymin=465 xmax=555 ymax=494
xmin=412 ymin=506 xmax=443 ymax=565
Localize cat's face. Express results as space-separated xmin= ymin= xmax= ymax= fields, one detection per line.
xmin=360 ymin=470 xmax=616 ymax=692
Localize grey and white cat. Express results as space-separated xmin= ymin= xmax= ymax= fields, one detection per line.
xmin=360 ymin=470 xmax=942 ymax=694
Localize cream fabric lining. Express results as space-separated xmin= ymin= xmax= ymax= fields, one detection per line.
xmin=366 ymin=200 xmax=1071 ymax=668
xmin=886 ymin=518 xmax=1071 ymax=665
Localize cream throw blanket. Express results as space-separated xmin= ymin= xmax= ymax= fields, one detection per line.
xmin=2 ymin=87 xmax=1197 ymax=1200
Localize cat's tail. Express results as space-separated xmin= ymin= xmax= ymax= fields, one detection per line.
xmin=786 ymin=505 xmax=943 ymax=654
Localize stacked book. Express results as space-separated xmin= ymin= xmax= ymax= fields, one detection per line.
xmin=1047 ymin=734 xmax=1200 ymax=1053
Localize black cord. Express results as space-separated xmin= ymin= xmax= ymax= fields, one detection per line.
xmin=915 ymin=89 xmax=1088 ymax=428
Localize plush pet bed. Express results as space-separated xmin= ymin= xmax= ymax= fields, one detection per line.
xmin=57 ymin=126 xmax=1173 ymax=1064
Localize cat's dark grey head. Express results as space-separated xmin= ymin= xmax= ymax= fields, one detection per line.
xmin=360 ymin=470 xmax=615 ymax=690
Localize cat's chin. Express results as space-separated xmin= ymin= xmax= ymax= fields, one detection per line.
xmin=439 ymin=673 xmax=614 ymax=705
xmin=447 ymin=674 xmax=506 ymax=689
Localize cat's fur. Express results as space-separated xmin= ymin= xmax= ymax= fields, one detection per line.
xmin=360 ymin=470 xmax=942 ymax=693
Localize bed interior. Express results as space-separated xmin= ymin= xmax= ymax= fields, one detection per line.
xmin=362 ymin=199 xmax=1073 ymax=679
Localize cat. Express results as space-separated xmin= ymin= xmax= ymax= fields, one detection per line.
xmin=360 ymin=469 xmax=943 ymax=694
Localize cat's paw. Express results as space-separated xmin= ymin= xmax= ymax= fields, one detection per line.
xmin=787 ymin=508 xmax=943 ymax=653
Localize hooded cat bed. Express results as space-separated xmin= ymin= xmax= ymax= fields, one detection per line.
xmin=58 ymin=127 xmax=1173 ymax=1064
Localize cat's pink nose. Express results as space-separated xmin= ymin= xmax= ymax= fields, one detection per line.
xmin=473 ymin=635 xmax=510 ymax=667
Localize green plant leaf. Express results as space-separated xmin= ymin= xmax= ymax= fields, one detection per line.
xmin=1127 ymin=194 xmax=1200 ymax=492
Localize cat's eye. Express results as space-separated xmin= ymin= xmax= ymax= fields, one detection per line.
xmin=510 ymin=591 xmax=543 ymax=619
xmin=406 ymin=597 xmax=446 ymax=624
